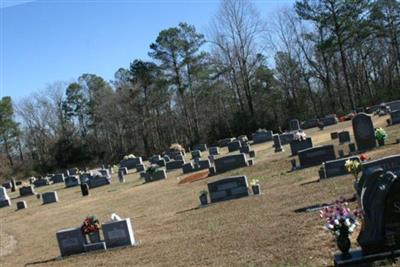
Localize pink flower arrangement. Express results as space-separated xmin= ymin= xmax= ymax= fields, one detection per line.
xmin=320 ymin=197 xmax=363 ymax=237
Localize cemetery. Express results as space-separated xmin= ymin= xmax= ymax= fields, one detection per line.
xmin=0 ymin=109 xmax=399 ymax=267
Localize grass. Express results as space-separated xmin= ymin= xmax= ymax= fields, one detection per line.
xmin=0 ymin=115 xmax=399 ymax=267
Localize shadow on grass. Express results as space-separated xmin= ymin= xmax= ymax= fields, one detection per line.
xmin=294 ymin=195 xmax=356 ymax=213
xmin=299 ymin=179 xmax=320 ymax=186
xmin=25 ymin=258 xmax=57 ymax=266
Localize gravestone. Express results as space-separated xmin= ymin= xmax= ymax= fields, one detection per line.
xmin=80 ymin=183 xmax=89 ymax=196
xmin=301 ymin=119 xmax=319 ymax=129
xmin=208 ymin=146 xmax=219 ymax=156
xmin=163 ymin=155 xmax=171 ymax=162
xmin=349 ymin=143 xmax=356 ymax=154
xmin=252 ymin=129 xmax=273 ymax=144
xmin=191 ymin=150 xmax=202 ymax=159
xmin=321 ymin=156 xmax=360 ymax=179
xmin=42 ymin=191 xmax=59 ymax=204
xmin=88 ymin=176 xmax=110 ymax=189
xmin=240 ymin=144 xmax=251 ymax=154
xmin=33 ymin=178 xmax=50 ymax=188
xmin=11 ymin=178 xmax=16 ymax=192
xmin=19 ymin=185 xmax=35 ymax=197
xmin=279 ymin=132 xmax=295 ymax=145
xmin=136 ymin=164 xmax=145 ymax=172
xmin=166 ymin=160 xmax=185 ymax=171
xmin=227 ymin=140 xmax=242 ymax=152
xmin=298 ymin=145 xmax=336 ymax=168
xmin=2 ymin=181 xmax=11 ymax=189
xmin=102 ymin=218 xmax=136 ymax=248
xmin=338 ymin=131 xmax=351 ymax=144
xmin=51 ymin=174 xmax=65 ymax=184
xmin=390 ymin=110 xmax=400 ymax=125
xmin=218 ymin=138 xmax=235 ymax=147
xmin=361 ymin=155 xmax=400 ymax=178
xmin=331 ymin=132 xmax=338 ymax=140
xmin=182 ymin=163 xmax=194 ymax=174
xmin=16 ymin=200 xmax=27 ymax=210
xmin=357 ymin=170 xmax=400 ymax=255
xmin=144 ymin=169 xmax=167 ymax=183
xmin=207 ymin=176 xmax=249 ymax=203
xmin=99 ymin=169 xmax=111 ymax=179
xmin=212 ymin=153 xmax=249 ymax=174
xmin=321 ymin=114 xmax=338 ymax=126
xmin=0 ymin=187 xmax=11 ymax=208
xmin=120 ymin=157 xmax=143 ymax=170
xmin=387 ymin=100 xmax=400 ymax=112
xmin=273 ymin=134 xmax=283 ymax=152
xmin=352 ymin=113 xmax=376 ymax=151
xmin=56 ymin=227 xmax=86 ymax=256
xmin=290 ymin=137 xmax=313 ymax=156
xmin=149 ymin=155 xmax=162 ymax=164
xmin=193 ymin=144 xmax=207 ymax=152
xmin=289 ymin=119 xmax=301 ymax=131
xmin=64 ymin=176 xmax=80 ymax=188
xmin=119 ymin=167 xmax=128 ymax=175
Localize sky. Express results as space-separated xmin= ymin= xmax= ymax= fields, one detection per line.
xmin=1 ymin=0 xmax=295 ymax=101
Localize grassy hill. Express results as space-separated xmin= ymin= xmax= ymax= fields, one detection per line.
xmin=1 ymin=115 xmax=399 ymax=267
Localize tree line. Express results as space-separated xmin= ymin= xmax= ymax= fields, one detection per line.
xmin=1 ymin=0 xmax=399 ymax=179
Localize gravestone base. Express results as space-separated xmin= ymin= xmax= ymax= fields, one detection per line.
xmin=16 ymin=201 xmax=27 ymax=210
xmin=0 ymin=199 xmax=11 ymax=208
xmin=83 ymin=242 xmax=107 ymax=253
xmin=334 ymin=248 xmax=400 ymax=267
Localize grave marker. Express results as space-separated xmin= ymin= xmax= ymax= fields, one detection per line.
xmin=207 ymin=176 xmax=249 ymax=203
xmin=352 ymin=113 xmax=376 ymax=151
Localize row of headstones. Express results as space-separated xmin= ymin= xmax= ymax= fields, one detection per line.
xmin=57 ymin=217 xmax=136 ymax=257
xmin=0 ymin=186 xmax=59 ymax=209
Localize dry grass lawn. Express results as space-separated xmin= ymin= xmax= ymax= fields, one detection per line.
xmin=1 ymin=115 xmax=399 ymax=267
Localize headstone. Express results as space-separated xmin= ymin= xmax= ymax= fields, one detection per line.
xmin=0 ymin=187 xmax=11 ymax=208
xmin=289 ymin=119 xmax=301 ymax=131
xmin=338 ymin=131 xmax=351 ymax=144
xmin=227 ymin=140 xmax=242 ymax=152
xmin=136 ymin=164 xmax=145 ymax=172
xmin=279 ymin=132 xmax=295 ymax=145
xmin=321 ymin=156 xmax=360 ymax=179
xmin=88 ymin=176 xmax=110 ymax=189
xmin=2 ymin=181 xmax=11 ymax=189
xmin=387 ymin=100 xmax=400 ymax=112
xmin=182 ymin=163 xmax=194 ymax=174
xmin=331 ymin=132 xmax=338 ymax=140
xmin=19 ymin=185 xmax=35 ymax=197
xmin=239 ymin=144 xmax=251 ymax=154
xmin=42 ymin=191 xmax=59 ymax=204
xmin=144 ymin=169 xmax=167 ymax=183
xmin=213 ymin=154 xmax=249 ymax=174
xmin=361 ymin=155 xmax=400 ymax=178
xmin=64 ymin=176 xmax=80 ymax=188
xmin=80 ymin=183 xmax=89 ymax=196
xmin=298 ymin=145 xmax=336 ymax=168
xmin=102 ymin=218 xmax=136 ymax=248
xmin=163 ymin=155 xmax=171 ymax=162
xmin=120 ymin=157 xmax=143 ymax=170
xmin=252 ymin=129 xmax=273 ymax=144
xmin=290 ymin=137 xmax=313 ymax=156
xmin=207 ymin=176 xmax=249 ymax=203
xmin=273 ymin=134 xmax=283 ymax=152
xmin=51 ymin=174 xmax=65 ymax=184
xmin=99 ymin=169 xmax=111 ymax=179
xmin=218 ymin=138 xmax=235 ymax=147
xmin=301 ymin=119 xmax=319 ymax=129
xmin=357 ymin=170 xmax=400 ymax=254
xmin=390 ymin=110 xmax=400 ymax=125
xmin=16 ymin=200 xmax=27 ymax=210
xmin=149 ymin=155 xmax=162 ymax=164
xmin=166 ymin=160 xmax=185 ymax=171
xmin=56 ymin=227 xmax=86 ymax=256
xmin=11 ymin=178 xmax=16 ymax=192
xmin=191 ymin=150 xmax=202 ymax=159
xmin=193 ymin=144 xmax=207 ymax=152
xmin=208 ymin=146 xmax=219 ymax=156
xmin=352 ymin=113 xmax=376 ymax=151
xmin=33 ymin=178 xmax=50 ymax=188
xmin=321 ymin=114 xmax=338 ymax=126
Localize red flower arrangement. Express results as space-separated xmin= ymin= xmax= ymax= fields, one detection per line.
xmin=81 ymin=215 xmax=101 ymax=235
xmin=360 ymin=154 xmax=368 ymax=162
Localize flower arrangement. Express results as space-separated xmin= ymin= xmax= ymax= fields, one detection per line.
xmin=250 ymin=179 xmax=260 ymax=186
xmin=375 ymin=128 xmax=388 ymax=142
xmin=81 ymin=215 xmax=101 ymax=235
xmin=359 ymin=154 xmax=368 ymax=162
xmin=320 ymin=197 xmax=362 ymax=238
xmin=123 ymin=154 xmax=136 ymax=160
xmin=294 ymin=131 xmax=307 ymax=141
xmin=345 ymin=159 xmax=361 ymax=181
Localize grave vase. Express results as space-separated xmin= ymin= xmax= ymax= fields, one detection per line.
xmin=337 ymin=232 xmax=351 ymax=256
xmin=252 ymin=185 xmax=260 ymax=195
xmin=377 ymin=139 xmax=385 ymax=146
xmin=88 ymin=231 xmax=101 ymax=243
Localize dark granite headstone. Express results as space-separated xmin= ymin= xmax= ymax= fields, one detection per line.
xmin=331 ymin=132 xmax=338 ymax=140
xmin=166 ymin=160 xmax=185 ymax=171
xmin=193 ymin=144 xmax=207 ymax=152
xmin=120 ymin=157 xmax=143 ymax=170
xmin=357 ymin=170 xmax=400 ymax=254
xmin=338 ymin=131 xmax=351 ymax=144
xmin=227 ymin=140 xmax=242 ymax=152
xmin=252 ymin=130 xmax=273 ymax=143
xmin=56 ymin=227 xmax=86 ymax=257
xmin=213 ymin=154 xmax=249 ymax=174
xmin=301 ymin=119 xmax=319 ymax=129
xmin=273 ymin=134 xmax=283 ymax=152
xmin=207 ymin=176 xmax=249 ymax=203
xmin=289 ymin=119 xmax=301 ymax=131
xmin=322 ymin=156 xmax=360 ymax=179
xmin=80 ymin=183 xmax=89 ymax=196
xmin=19 ymin=185 xmax=35 ymax=197
xmin=290 ymin=137 xmax=313 ymax=156
xmin=352 ymin=113 xmax=376 ymax=151
xmin=298 ymin=145 xmax=336 ymax=168
xmin=390 ymin=110 xmax=400 ymax=125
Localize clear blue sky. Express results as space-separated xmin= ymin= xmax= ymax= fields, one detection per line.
xmin=1 ymin=0 xmax=295 ymax=100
